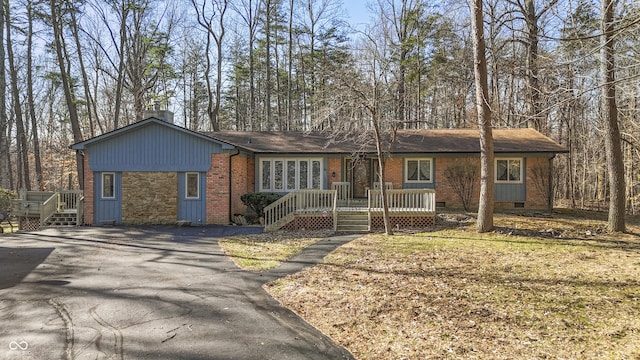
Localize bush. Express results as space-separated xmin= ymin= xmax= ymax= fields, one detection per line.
xmin=0 ymin=188 xmax=17 ymax=217
xmin=444 ymin=160 xmax=479 ymax=212
xmin=240 ymin=192 xmax=283 ymax=218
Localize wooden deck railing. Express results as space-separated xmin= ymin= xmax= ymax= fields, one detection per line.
xmin=331 ymin=182 xmax=351 ymax=204
xmin=264 ymin=189 xmax=337 ymax=232
xmin=368 ymin=189 xmax=436 ymax=213
xmin=264 ymin=188 xmax=436 ymax=232
xmin=40 ymin=193 xmax=59 ymax=227
xmin=11 ymin=190 xmax=84 ymax=228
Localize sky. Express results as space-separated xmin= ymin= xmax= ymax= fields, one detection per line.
xmin=342 ymin=1 xmax=374 ymax=29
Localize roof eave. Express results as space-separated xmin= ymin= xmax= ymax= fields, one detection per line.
xmin=70 ymin=118 xmax=236 ymax=150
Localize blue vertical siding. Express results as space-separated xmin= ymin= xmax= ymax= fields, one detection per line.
xmin=178 ymin=172 xmax=206 ymax=224
xmin=494 ymin=183 xmax=526 ymax=201
xmin=88 ymin=122 xmax=226 ymax=172
xmin=94 ymin=172 xmax=123 ymax=224
xmin=495 ymin=158 xmax=527 ymax=201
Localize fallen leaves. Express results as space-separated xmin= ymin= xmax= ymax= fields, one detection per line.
xmin=265 ymin=211 xmax=640 ymax=359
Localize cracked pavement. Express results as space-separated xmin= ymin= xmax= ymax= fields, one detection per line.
xmin=0 ymin=226 xmax=356 ymax=360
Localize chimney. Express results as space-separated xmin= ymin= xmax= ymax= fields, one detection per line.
xmin=143 ymin=102 xmax=174 ymax=124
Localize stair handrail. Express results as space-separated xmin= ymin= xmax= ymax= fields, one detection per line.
xmin=77 ymin=195 xmax=84 ymax=225
xmin=332 ymin=190 xmax=338 ymax=232
xmin=264 ymin=189 xmax=337 ymax=232
xmin=264 ymin=191 xmax=298 ymax=232
xmin=40 ymin=192 xmax=59 ymax=227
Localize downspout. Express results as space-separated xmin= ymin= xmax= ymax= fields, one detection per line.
xmin=76 ymin=150 xmax=85 ymax=190
xmin=548 ymin=155 xmax=555 ymax=211
xmin=229 ymin=149 xmax=240 ymax=223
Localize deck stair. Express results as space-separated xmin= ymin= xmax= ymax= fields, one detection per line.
xmin=45 ymin=211 xmax=80 ymax=226
xmin=335 ymin=210 xmax=369 ymax=232
xmin=335 ymin=199 xmax=369 ymax=232
xmin=11 ymin=190 xmax=84 ymax=230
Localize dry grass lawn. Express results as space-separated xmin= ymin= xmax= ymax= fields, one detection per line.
xmin=263 ymin=210 xmax=640 ymax=359
xmin=219 ymin=230 xmax=332 ymax=270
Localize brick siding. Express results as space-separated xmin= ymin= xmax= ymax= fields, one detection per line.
xmin=83 ymin=154 xmax=94 ymax=225
xmin=207 ymin=153 xmax=230 ymax=224
xmin=383 ymin=157 xmax=403 ymax=189
xmin=230 ymin=153 xmax=255 ymax=216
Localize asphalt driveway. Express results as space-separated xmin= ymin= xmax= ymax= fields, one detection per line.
xmin=0 ymin=226 xmax=355 ymax=360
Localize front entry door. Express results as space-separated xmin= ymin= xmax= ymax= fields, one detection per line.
xmin=346 ymin=158 xmax=372 ymax=198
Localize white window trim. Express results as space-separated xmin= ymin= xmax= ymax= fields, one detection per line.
xmin=185 ymin=172 xmax=200 ymax=199
xmin=495 ymin=158 xmax=524 ymax=184
xmin=404 ymin=158 xmax=433 ymax=183
xmin=259 ymin=157 xmax=323 ymax=192
xmin=102 ymin=172 xmax=116 ymax=199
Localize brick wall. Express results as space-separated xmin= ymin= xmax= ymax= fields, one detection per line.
xmin=327 ymin=156 xmax=342 ymax=187
xmin=434 ymin=156 xmax=553 ymax=211
xmin=121 ymin=172 xmax=178 ymax=224
xmin=230 ymin=153 xmax=255 ymax=216
xmin=83 ymin=154 xmax=94 ymax=225
xmin=525 ymin=157 xmax=551 ymax=209
xmin=207 ymin=153 xmax=230 ymax=224
xmin=435 ymin=157 xmax=480 ymax=209
xmin=383 ymin=157 xmax=403 ymax=189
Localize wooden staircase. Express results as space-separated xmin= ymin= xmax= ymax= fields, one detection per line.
xmin=45 ymin=211 xmax=80 ymax=227
xmin=11 ymin=190 xmax=83 ymax=231
xmin=335 ymin=210 xmax=369 ymax=233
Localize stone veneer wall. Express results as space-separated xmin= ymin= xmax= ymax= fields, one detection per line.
xmin=121 ymin=172 xmax=178 ymax=224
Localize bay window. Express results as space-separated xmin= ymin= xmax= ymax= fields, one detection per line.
xmin=260 ymin=158 xmax=323 ymax=191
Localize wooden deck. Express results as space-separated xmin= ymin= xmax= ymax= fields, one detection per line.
xmin=264 ymin=188 xmax=436 ymax=232
xmin=11 ymin=190 xmax=84 ymax=230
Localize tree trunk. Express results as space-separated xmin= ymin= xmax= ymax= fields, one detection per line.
xmin=5 ymin=1 xmax=30 ymax=190
xmin=600 ymin=0 xmax=625 ymax=232
xmin=471 ymin=0 xmax=494 ymax=233
xmin=50 ymin=0 xmax=84 ymax=188
xmin=69 ymin=1 xmax=97 ymax=138
xmin=372 ymin=116 xmax=392 ymax=235
xmin=113 ymin=4 xmax=128 ymax=130
xmin=0 ymin=0 xmax=8 ymax=189
xmin=264 ymin=0 xmax=273 ymax=129
xmin=287 ymin=0 xmax=293 ymax=130
xmin=27 ymin=0 xmax=43 ymax=190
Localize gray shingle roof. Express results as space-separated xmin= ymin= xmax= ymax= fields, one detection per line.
xmin=204 ymin=128 xmax=568 ymax=154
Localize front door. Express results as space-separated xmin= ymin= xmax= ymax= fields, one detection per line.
xmin=346 ymin=158 xmax=372 ymax=198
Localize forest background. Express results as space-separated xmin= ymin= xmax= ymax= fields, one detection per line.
xmin=0 ymin=0 xmax=638 ymax=214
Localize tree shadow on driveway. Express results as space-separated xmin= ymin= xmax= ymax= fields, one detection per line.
xmin=0 ymin=247 xmax=55 ymax=290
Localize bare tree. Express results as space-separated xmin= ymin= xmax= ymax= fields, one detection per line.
xmin=50 ymin=0 xmax=83 ymax=188
xmin=26 ymin=0 xmax=43 ymax=190
xmin=444 ymin=160 xmax=479 ymax=212
xmin=5 ymin=0 xmax=30 ymax=190
xmin=600 ymin=0 xmax=625 ymax=232
xmin=0 ymin=0 xmax=8 ymax=189
xmin=192 ymin=0 xmax=228 ymax=131
xmin=471 ymin=0 xmax=494 ymax=233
